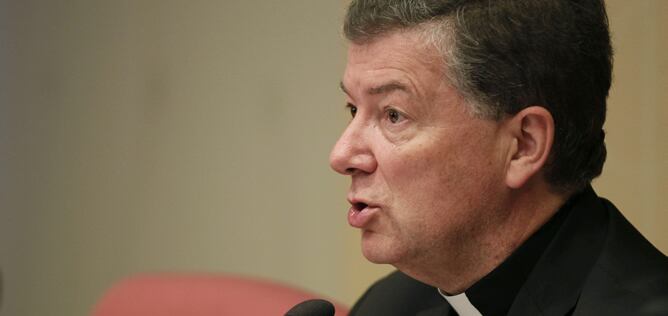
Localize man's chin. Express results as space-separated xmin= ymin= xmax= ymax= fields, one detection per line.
xmin=362 ymin=252 xmax=395 ymax=264
xmin=360 ymin=233 xmax=404 ymax=264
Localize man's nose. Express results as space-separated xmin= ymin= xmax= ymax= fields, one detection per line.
xmin=329 ymin=121 xmax=377 ymax=176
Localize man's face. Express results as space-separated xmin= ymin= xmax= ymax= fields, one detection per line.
xmin=330 ymin=30 xmax=512 ymax=273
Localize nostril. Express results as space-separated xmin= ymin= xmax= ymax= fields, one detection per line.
xmin=345 ymin=167 xmax=356 ymax=174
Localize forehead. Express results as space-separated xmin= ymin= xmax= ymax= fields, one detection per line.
xmin=342 ymin=30 xmax=445 ymax=98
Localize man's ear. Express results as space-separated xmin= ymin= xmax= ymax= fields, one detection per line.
xmin=504 ymin=106 xmax=554 ymax=189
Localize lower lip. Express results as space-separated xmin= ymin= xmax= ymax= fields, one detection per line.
xmin=348 ymin=206 xmax=379 ymax=228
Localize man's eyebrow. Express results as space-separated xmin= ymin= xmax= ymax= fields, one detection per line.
xmin=367 ymin=81 xmax=409 ymax=95
xmin=339 ymin=81 xmax=410 ymax=96
xmin=339 ymin=81 xmax=350 ymax=95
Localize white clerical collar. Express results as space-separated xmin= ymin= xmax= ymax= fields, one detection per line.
xmin=438 ymin=288 xmax=483 ymax=316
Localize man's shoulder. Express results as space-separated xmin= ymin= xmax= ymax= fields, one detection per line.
xmin=349 ymin=271 xmax=449 ymax=316
xmin=575 ymin=198 xmax=668 ymax=315
xmin=597 ymin=198 xmax=668 ymax=281
xmin=509 ymin=190 xmax=668 ymax=315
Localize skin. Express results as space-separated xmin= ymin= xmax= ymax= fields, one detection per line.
xmin=330 ymin=29 xmax=566 ymax=293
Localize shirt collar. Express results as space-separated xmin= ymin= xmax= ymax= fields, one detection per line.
xmin=438 ymin=289 xmax=482 ymax=316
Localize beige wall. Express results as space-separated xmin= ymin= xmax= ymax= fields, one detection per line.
xmin=0 ymin=1 xmax=665 ymax=315
xmin=596 ymin=0 xmax=668 ymax=251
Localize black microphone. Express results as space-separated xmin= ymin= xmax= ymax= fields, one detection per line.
xmin=284 ymin=299 xmax=335 ymax=316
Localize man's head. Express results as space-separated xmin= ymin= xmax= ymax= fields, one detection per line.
xmin=330 ymin=0 xmax=612 ymax=291
xmin=343 ymin=0 xmax=612 ymax=193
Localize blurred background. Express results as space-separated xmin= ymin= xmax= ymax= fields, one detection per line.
xmin=0 ymin=1 xmax=666 ymax=315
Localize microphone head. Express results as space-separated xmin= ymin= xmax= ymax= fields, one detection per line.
xmin=284 ymin=299 xmax=335 ymax=316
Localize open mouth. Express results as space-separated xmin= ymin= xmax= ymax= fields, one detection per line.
xmin=352 ymin=202 xmax=368 ymax=212
xmin=347 ymin=201 xmax=377 ymax=228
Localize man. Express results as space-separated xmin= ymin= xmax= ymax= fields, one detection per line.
xmin=329 ymin=0 xmax=668 ymax=315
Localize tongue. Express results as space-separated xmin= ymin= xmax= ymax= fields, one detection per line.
xmin=354 ymin=202 xmax=368 ymax=212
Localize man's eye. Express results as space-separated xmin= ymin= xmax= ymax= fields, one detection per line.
xmin=387 ymin=109 xmax=403 ymax=123
xmin=348 ymin=104 xmax=357 ymax=118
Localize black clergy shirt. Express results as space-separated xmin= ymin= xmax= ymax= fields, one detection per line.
xmin=448 ymin=191 xmax=579 ymax=316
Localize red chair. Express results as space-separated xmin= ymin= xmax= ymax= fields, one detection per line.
xmin=91 ymin=273 xmax=349 ymax=316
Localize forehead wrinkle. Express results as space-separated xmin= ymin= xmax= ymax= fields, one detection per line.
xmin=366 ymin=57 xmax=429 ymax=100
xmin=344 ymin=31 xmax=447 ymax=107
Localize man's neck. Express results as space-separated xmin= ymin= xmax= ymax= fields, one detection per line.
xmin=401 ymin=181 xmax=568 ymax=294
